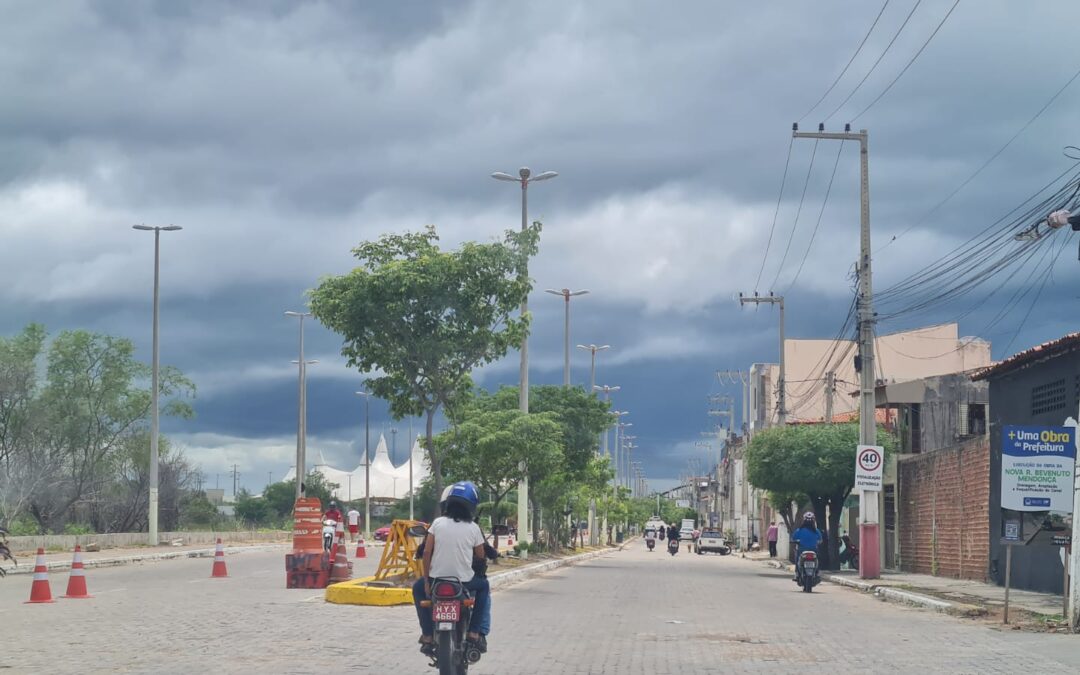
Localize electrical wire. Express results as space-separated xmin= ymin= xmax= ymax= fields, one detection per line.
xmin=877 ymin=63 xmax=1080 ymax=252
xmin=786 ymin=140 xmax=845 ymax=291
xmin=755 ymin=135 xmax=796 ymax=291
xmin=851 ymin=0 xmax=961 ymax=122
xmin=824 ymin=0 xmax=924 ymax=122
xmin=771 ymin=139 xmax=820 ymax=290
xmin=801 ymin=0 xmax=892 ymax=122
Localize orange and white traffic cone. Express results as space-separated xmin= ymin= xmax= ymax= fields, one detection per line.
xmin=62 ymin=545 xmax=92 ymax=599
xmin=329 ymin=541 xmax=351 ymax=582
xmin=210 ymin=538 xmax=228 ymax=578
xmin=354 ymin=536 xmax=367 ymax=559
xmin=25 ymin=548 xmax=55 ymax=604
xmin=335 ymin=520 xmax=346 ymax=546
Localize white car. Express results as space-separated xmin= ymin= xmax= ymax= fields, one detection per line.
xmin=695 ymin=529 xmax=731 ymax=555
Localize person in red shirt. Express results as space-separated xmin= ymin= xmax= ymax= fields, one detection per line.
xmin=324 ymin=501 xmax=343 ymax=527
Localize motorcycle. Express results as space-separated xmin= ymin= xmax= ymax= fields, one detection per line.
xmin=667 ymin=538 xmax=679 ymax=556
xmin=420 ymin=577 xmax=482 ymax=674
xmin=646 ymin=537 xmax=655 ymax=552
xmin=795 ymin=549 xmax=821 ymax=592
xmin=322 ymin=519 xmax=336 ymax=552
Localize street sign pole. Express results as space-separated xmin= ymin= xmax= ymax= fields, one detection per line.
xmin=1070 ymin=414 xmax=1080 ymax=629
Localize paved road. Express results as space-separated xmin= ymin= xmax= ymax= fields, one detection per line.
xmin=4 ymin=543 xmax=1080 ymax=673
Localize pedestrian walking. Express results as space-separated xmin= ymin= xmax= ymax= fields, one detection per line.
xmin=766 ymin=521 xmax=779 ymax=558
xmin=347 ymin=506 xmax=360 ymax=542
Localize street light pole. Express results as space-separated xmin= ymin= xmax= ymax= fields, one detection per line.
xmin=793 ymin=123 xmax=878 ymax=578
xmin=492 ymin=166 xmax=558 ymax=543
xmin=286 ymin=311 xmax=315 ymax=501
xmin=545 ymin=288 xmax=589 ymax=386
xmin=355 ymin=391 xmax=372 ymax=540
xmin=738 ymin=293 xmax=785 ymax=424
xmin=578 ymin=344 xmax=611 ymax=392
xmin=593 ymin=384 xmax=620 ymax=545
xmin=133 ymin=224 xmax=182 ymax=546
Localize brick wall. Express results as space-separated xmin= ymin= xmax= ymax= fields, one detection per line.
xmin=897 ymin=438 xmax=990 ymax=581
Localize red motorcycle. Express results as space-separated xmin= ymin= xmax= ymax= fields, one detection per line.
xmin=420 ymin=577 xmax=482 ymax=674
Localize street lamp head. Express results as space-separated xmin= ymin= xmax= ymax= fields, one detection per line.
xmin=569 ymin=289 xmax=590 ymax=297
xmin=491 ymin=171 xmax=518 ymax=182
xmin=161 ymin=225 xmax=182 ymax=231
xmin=132 ymin=224 xmax=154 ymax=231
xmin=532 ymin=170 xmax=558 ymax=182
xmin=284 ymin=310 xmax=311 ymax=318
xmin=518 ymin=167 xmax=531 ymax=180
xmin=545 ymin=288 xmax=565 ymax=296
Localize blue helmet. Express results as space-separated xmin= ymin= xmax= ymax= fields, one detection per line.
xmin=445 ymin=481 xmax=480 ymax=515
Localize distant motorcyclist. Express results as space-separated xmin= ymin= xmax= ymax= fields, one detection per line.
xmin=658 ymin=526 xmax=666 ymax=541
xmin=791 ymin=512 xmax=823 ymax=580
xmin=324 ymin=501 xmax=343 ymax=526
xmin=667 ymin=524 xmax=680 ymax=542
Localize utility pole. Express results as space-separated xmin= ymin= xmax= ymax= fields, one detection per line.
xmin=794 ymin=122 xmax=878 ymax=578
xmin=267 ymin=471 xmax=272 ymax=487
xmin=408 ymin=418 xmax=414 ymax=521
xmin=825 ymin=370 xmax=836 ymax=423
xmin=717 ymin=370 xmax=751 ymax=438
xmin=285 ymin=311 xmax=316 ymax=501
xmin=738 ymin=292 xmax=785 ymax=424
xmin=231 ymin=464 xmax=240 ymax=497
xmin=355 ymin=391 xmax=372 ymax=540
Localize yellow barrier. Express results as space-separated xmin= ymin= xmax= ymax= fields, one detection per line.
xmin=325 ymin=519 xmax=426 ymax=605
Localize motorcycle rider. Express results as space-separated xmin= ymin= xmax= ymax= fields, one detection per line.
xmin=667 ymin=523 xmax=680 ymax=543
xmin=323 ymin=501 xmax=343 ymax=527
xmin=790 ymin=512 xmax=823 ymax=582
xmin=412 ymin=481 xmax=491 ymax=657
xmin=644 ymin=527 xmax=656 ymax=550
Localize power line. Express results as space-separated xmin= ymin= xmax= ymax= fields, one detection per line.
xmin=771 ymin=139 xmax=820 ymax=290
xmin=755 ymin=134 xmax=796 ymax=291
xmin=787 ymin=140 xmax=845 ymax=291
xmin=801 ymin=0 xmax=892 ymax=121
xmin=878 ymin=63 xmax=1080 ymax=252
xmin=824 ymin=0 xmax=924 ymax=122
xmin=851 ymin=0 xmax=961 ymax=122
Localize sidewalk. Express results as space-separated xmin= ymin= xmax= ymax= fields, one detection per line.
xmin=0 ymin=540 xmax=290 ymax=576
xmin=744 ymin=551 xmax=1066 ymax=620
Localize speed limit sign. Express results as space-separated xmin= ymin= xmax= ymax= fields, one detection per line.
xmin=854 ymin=445 xmax=884 ymax=491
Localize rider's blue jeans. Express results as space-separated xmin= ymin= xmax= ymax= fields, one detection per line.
xmin=413 ymin=576 xmax=491 ymax=637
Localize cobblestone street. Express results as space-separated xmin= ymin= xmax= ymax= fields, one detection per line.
xmin=4 ymin=544 xmax=1080 ymax=673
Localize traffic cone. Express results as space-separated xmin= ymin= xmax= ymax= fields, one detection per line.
xmin=354 ymin=536 xmax=367 ymax=559
xmin=62 ymin=545 xmax=92 ymax=599
xmin=330 ymin=542 xmax=351 ymax=582
xmin=210 ymin=539 xmax=228 ymax=578
xmin=25 ymin=548 xmax=55 ymax=604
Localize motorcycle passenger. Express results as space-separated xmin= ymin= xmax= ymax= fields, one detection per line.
xmin=412 ymin=481 xmax=491 ymax=656
xmin=791 ymin=512 xmax=822 ymax=581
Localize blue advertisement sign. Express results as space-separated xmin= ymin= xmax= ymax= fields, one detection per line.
xmin=1001 ymin=426 xmax=1076 ymax=513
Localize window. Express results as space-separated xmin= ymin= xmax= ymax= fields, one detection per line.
xmin=1032 ymin=379 xmax=1067 ymax=416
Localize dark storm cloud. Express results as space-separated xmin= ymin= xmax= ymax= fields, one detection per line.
xmin=4 ymin=0 xmax=1080 ymax=488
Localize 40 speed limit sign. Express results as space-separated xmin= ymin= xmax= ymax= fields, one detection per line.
xmin=854 ymin=445 xmax=884 ymax=492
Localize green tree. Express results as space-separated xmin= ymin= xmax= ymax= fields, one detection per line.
xmin=438 ymin=407 xmax=563 ymax=544
xmin=745 ymin=423 xmax=894 ymax=569
xmin=179 ymin=491 xmax=220 ymax=529
xmin=234 ymin=489 xmax=273 ymax=527
xmin=309 ymin=224 xmax=539 ymax=509
xmin=263 ymin=472 xmax=340 ymax=520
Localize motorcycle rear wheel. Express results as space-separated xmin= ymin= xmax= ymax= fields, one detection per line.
xmin=437 ymin=631 xmax=459 ymax=675
xmin=802 ymin=577 xmax=813 ymax=593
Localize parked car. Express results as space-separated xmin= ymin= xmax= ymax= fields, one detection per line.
xmin=374 ymin=526 xmax=391 ymax=541
xmin=695 ymin=529 xmax=731 ymax=555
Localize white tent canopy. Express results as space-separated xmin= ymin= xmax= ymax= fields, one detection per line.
xmin=280 ymin=433 xmax=429 ymax=501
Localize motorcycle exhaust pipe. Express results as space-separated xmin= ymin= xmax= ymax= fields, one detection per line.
xmin=465 ymin=647 xmax=482 ymax=664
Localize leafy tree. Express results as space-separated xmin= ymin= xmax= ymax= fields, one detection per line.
xmin=310 ymin=224 xmax=539 ymax=510
xmin=263 ymin=472 xmax=340 ymax=520
xmin=746 ymin=423 xmax=894 ymax=569
xmin=438 ymin=407 xmax=563 ymax=545
xmin=179 ymin=491 xmax=220 ymax=529
xmin=234 ymin=489 xmax=273 ymax=527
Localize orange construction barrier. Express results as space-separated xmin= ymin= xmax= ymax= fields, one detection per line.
xmin=210 ymin=538 xmax=228 ymax=578
xmin=355 ymin=536 xmax=367 ymax=559
xmin=62 ymin=545 xmax=92 ymax=599
xmin=25 ymin=548 xmax=55 ymax=604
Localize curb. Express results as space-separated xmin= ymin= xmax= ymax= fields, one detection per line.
xmin=761 ymin=559 xmax=985 ymax=617
xmin=488 ymin=546 xmax=623 ymax=592
xmin=1 ymin=543 xmax=288 ymax=576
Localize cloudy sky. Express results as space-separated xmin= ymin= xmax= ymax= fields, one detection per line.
xmin=4 ymin=0 xmax=1080 ymax=494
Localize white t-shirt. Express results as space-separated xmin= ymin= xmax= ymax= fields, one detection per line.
xmin=347 ymin=509 xmax=360 ymax=526
xmin=427 ymin=516 xmax=484 ymax=581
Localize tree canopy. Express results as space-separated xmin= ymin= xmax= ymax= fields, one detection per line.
xmin=309 ymin=224 xmax=540 ymax=504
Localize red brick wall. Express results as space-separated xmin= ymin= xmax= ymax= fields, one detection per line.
xmin=897 ymin=438 xmax=990 ymax=581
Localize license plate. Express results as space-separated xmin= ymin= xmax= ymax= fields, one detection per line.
xmin=434 ymin=601 xmax=460 ymax=622
xmin=804 ymin=562 xmax=817 ymax=570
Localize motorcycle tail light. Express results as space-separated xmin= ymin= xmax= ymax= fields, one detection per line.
xmin=434 ymin=583 xmax=458 ymax=597
xmin=463 ymin=599 xmax=475 ymax=608
xmin=803 ymin=552 xmax=817 ymax=560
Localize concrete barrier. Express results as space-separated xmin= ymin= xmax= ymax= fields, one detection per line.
xmin=8 ymin=530 xmax=288 ymax=554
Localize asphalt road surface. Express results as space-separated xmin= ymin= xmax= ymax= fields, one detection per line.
xmin=4 ymin=543 xmax=1080 ymax=673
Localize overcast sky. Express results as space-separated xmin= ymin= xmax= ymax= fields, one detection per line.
xmin=4 ymin=1 xmax=1080 ymax=494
